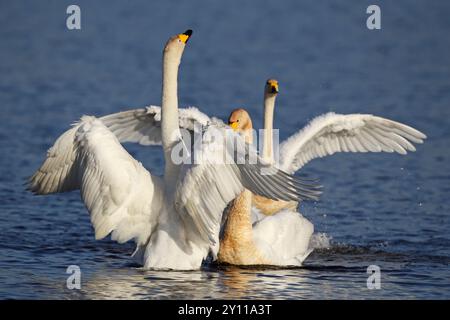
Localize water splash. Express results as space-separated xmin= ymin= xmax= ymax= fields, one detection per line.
xmin=309 ymin=232 xmax=332 ymax=250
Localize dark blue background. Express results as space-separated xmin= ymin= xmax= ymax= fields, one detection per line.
xmin=0 ymin=0 xmax=449 ymax=298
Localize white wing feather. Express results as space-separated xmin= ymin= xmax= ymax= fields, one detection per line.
xmin=30 ymin=116 xmax=163 ymax=246
xmin=28 ymin=106 xmax=210 ymax=194
xmin=101 ymin=105 xmax=210 ymax=146
xmin=175 ymin=122 xmax=321 ymax=247
xmin=279 ymin=113 xmax=427 ymax=174
xmin=28 ymin=126 xmax=80 ymax=194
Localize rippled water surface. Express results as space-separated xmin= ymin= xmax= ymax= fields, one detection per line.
xmin=1 ymin=0 xmax=449 ymax=299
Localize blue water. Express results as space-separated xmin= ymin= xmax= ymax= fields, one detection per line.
xmin=1 ymin=0 xmax=449 ymax=299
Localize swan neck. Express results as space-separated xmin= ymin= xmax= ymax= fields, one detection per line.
xmin=218 ymin=189 xmax=269 ymax=265
xmin=243 ymin=128 xmax=253 ymax=145
xmin=262 ymin=94 xmax=276 ymax=164
xmin=161 ymin=50 xmax=181 ymax=183
xmin=221 ymin=189 xmax=253 ymax=243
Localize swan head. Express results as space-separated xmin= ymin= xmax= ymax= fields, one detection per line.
xmin=163 ymin=29 xmax=193 ymax=61
xmin=265 ymin=79 xmax=279 ymax=96
xmin=228 ymin=108 xmax=253 ymax=132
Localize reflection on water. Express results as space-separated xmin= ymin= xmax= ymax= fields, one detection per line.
xmin=1 ymin=230 xmax=449 ymax=299
xmin=33 ymin=244 xmax=448 ymax=300
xmin=80 ymin=267 xmax=282 ymax=299
xmin=220 ymin=268 xmax=254 ymax=298
xmin=82 ymin=269 xmax=218 ymax=300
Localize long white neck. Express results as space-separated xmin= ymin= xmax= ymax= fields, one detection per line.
xmin=262 ymin=94 xmax=276 ymax=164
xmin=161 ymin=51 xmax=181 ymax=185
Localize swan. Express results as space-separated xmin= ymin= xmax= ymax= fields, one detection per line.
xmin=217 ymin=109 xmax=316 ymax=266
xmin=252 ymin=78 xmax=427 ymax=215
xmin=217 ymin=78 xmax=427 ymax=267
xmin=252 ymin=79 xmax=297 ymax=215
xmin=28 ymin=31 xmax=319 ymax=270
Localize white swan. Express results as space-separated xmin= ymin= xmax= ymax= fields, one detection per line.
xmin=28 ymin=31 xmax=318 ymax=270
xmin=217 ymin=78 xmax=427 ymax=267
xmin=253 ymin=78 xmax=427 ymax=215
xmin=217 ymin=109 xmax=315 ymax=266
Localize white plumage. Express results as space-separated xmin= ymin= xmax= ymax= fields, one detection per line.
xmin=252 ymin=209 xmax=314 ymax=265
xmin=74 ymin=117 xmax=162 ymax=245
xmin=101 ymin=105 xmax=211 ymax=146
xmin=28 ymin=31 xmax=317 ymax=270
xmin=250 ymin=111 xmax=426 ymax=265
xmin=28 ymin=105 xmax=210 ymax=196
xmin=30 ymin=115 xmax=312 ymax=269
xmin=242 ymin=80 xmax=427 ymax=267
xmin=279 ymin=112 xmax=426 ymax=174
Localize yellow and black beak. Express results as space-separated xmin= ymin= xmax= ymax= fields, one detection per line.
xmin=267 ymin=80 xmax=279 ymax=94
xmin=271 ymin=84 xmax=279 ymax=94
xmin=228 ymin=121 xmax=239 ymax=131
xmin=178 ymin=29 xmax=193 ymax=44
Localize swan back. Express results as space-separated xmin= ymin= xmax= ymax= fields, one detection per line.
xmin=252 ymin=209 xmax=314 ymax=266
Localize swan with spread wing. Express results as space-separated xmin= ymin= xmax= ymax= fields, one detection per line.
xmin=252 ymin=79 xmax=427 ymax=215
xmin=28 ymin=31 xmax=319 ymax=270
xmin=215 ymin=80 xmax=426 ymax=267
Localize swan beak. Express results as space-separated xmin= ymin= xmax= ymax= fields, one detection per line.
xmin=178 ymin=29 xmax=193 ymax=44
xmin=229 ymin=121 xmax=239 ymax=131
xmin=266 ymin=79 xmax=279 ymax=94
xmin=271 ymin=84 xmax=279 ymax=94
xmin=270 ymin=82 xmax=279 ymax=94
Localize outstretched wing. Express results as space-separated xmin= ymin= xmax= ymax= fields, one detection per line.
xmin=101 ymin=105 xmax=210 ymax=146
xmin=28 ymin=125 xmax=80 ymax=195
xmin=29 ymin=116 xmax=163 ymax=246
xmin=28 ymin=106 xmax=210 ymax=193
xmin=279 ymin=113 xmax=426 ymax=174
xmin=175 ymin=121 xmax=321 ymax=247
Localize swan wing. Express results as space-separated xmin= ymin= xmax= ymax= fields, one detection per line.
xmin=28 ymin=106 xmax=209 ymax=193
xmin=175 ymin=122 xmax=321 ymax=246
xmin=29 ymin=116 xmax=163 ymax=246
xmin=28 ymin=125 xmax=80 ymax=194
xmin=100 ymin=105 xmax=210 ymax=146
xmin=279 ymin=113 xmax=427 ymax=174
